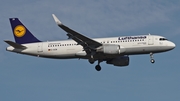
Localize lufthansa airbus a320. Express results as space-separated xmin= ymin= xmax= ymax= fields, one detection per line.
xmin=4 ymin=14 xmax=175 ymax=71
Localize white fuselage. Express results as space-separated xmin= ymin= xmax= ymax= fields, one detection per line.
xmin=6 ymin=35 xmax=175 ymax=60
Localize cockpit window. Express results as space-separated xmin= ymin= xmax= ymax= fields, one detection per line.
xmin=159 ymin=38 xmax=168 ymax=41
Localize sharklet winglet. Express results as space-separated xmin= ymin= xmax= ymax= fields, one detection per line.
xmin=52 ymin=14 xmax=62 ymax=25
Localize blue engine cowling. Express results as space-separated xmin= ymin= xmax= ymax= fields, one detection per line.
xmin=106 ymin=56 xmax=129 ymax=66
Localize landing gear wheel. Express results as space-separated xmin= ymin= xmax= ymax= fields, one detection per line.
xmin=95 ymin=65 xmax=101 ymax=71
xmin=151 ymin=59 xmax=155 ymax=63
xmin=89 ymin=59 xmax=95 ymax=64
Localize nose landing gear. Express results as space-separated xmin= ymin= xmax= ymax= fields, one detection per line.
xmin=150 ymin=52 xmax=155 ymax=63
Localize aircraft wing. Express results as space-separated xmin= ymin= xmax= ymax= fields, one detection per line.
xmin=52 ymin=14 xmax=102 ymax=51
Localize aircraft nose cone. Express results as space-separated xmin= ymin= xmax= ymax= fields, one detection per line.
xmin=169 ymin=42 xmax=176 ymax=49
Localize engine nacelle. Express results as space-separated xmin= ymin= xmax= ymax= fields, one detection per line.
xmin=106 ymin=56 xmax=129 ymax=66
xmin=97 ymin=44 xmax=123 ymax=54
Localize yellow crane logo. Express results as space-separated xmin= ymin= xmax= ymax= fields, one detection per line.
xmin=14 ymin=25 xmax=26 ymax=37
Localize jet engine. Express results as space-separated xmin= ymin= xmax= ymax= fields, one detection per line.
xmin=106 ymin=56 xmax=129 ymax=66
xmin=97 ymin=44 xmax=125 ymax=54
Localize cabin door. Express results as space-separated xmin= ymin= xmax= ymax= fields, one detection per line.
xmin=148 ymin=35 xmax=154 ymax=45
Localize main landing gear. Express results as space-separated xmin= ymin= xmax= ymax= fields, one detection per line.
xmin=95 ymin=65 xmax=101 ymax=71
xmin=88 ymin=55 xmax=102 ymax=71
xmin=150 ymin=52 xmax=155 ymax=63
xmin=88 ymin=54 xmax=95 ymax=64
xmin=95 ymin=60 xmax=102 ymax=71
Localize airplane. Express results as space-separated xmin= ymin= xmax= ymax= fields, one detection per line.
xmin=4 ymin=14 xmax=176 ymax=71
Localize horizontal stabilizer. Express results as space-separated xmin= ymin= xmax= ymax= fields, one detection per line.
xmin=4 ymin=40 xmax=27 ymax=49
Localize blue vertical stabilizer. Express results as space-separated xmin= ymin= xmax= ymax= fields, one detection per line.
xmin=9 ymin=18 xmax=41 ymax=44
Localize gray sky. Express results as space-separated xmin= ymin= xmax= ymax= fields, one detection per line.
xmin=0 ymin=0 xmax=180 ymax=101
